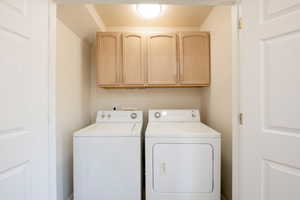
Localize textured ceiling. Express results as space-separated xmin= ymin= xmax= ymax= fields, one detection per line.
xmin=95 ymin=4 xmax=213 ymax=27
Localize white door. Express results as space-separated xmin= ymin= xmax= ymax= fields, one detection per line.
xmin=239 ymin=0 xmax=300 ymax=200
xmin=0 ymin=0 xmax=50 ymax=200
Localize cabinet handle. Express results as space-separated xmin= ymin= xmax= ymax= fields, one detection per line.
xmin=180 ymin=71 xmax=183 ymax=82
xmin=174 ymin=74 xmax=177 ymax=83
xmin=115 ymin=68 xmax=118 ymax=83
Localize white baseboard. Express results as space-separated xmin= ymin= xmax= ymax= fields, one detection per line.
xmin=67 ymin=193 xmax=73 ymax=200
xmin=221 ymin=194 xmax=227 ymax=200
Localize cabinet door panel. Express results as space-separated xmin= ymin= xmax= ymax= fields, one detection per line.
xmin=96 ymin=32 xmax=121 ymax=85
xmin=147 ymin=33 xmax=178 ymax=85
xmin=122 ymin=33 xmax=145 ymax=85
xmin=179 ymin=32 xmax=210 ymax=85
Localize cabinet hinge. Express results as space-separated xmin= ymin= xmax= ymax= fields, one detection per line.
xmin=239 ymin=113 xmax=243 ymax=125
xmin=238 ymin=18 xmax=243 ymax=30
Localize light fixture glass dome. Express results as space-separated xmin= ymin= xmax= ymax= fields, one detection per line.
xmin=136 ymin=4 xmax=162 ymax=19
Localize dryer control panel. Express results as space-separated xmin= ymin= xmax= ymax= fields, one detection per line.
xmin=149 ymin=109 xmax=200 ymax=122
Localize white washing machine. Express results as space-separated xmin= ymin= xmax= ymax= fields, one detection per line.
xmin=145 ymin=109 xmax=221 ymax=200
xmin=73 ymin=110 xmax=143 ymax=200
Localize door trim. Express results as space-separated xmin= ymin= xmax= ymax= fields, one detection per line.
xmin=231 ymin=4 xmax=240 ymax=200
xmin=48 ymin=1 xmax=57 ymax=200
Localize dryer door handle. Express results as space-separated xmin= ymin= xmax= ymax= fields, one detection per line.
xmin=160 ymin=162 xmax=167 ymax=176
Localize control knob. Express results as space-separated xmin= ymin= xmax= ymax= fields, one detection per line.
xmin=154 ymin=112 xmax=161 ymax=118
xmin=130 ymin=112 xmax=137 ymax=119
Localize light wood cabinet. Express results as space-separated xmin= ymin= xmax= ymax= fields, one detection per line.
xmin=96 ymin=31 xmax=210 ymax=88
xmin=179 ymin=32 xmax=210 ymax=85
xmin=96 ymin=32 xmax=121 ymax=86
xmin=147 ymin=33 xmax=178 ymax=85
xmin=122 ymin=33 xmax=145 ymax=85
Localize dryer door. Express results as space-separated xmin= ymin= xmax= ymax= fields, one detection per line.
xmin=153 ymin=143 xmax=213 ymax=193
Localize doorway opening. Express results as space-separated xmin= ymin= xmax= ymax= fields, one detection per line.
xmin=51 ymin=1 xmax=239 ymax=200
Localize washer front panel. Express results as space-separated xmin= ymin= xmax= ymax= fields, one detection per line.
xmin=74 ymin=137 xmax=141 ymax=200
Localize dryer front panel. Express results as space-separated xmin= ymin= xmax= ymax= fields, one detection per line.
xmin=152 ymin=143 xmax=213 ymax=193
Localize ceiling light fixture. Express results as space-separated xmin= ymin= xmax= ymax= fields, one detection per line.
xmin=136 ymin=4 xmax=162 ymax=19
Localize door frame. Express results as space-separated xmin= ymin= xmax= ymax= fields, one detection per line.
xmin=49 ymin=1 xmax=57 ymax=200
xmin=231 ymin=4 xmax=240 ymax=200
xmin=48 ymin=1 xmax=240 ymax=200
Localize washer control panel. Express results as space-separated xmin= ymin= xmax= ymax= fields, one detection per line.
xmin=96 ymin=110 xmax=143 ymax=122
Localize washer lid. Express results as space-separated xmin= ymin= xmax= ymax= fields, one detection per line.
xmin=146 ymin=122 xmax=220 ymax=138
xmin=74 ymin=122 xmax=142 ymax=137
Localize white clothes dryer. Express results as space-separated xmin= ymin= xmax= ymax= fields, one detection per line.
xmin=145 ymin=109 xmax=221 ymax=200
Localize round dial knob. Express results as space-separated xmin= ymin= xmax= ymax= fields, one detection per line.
xmin=130 ymin=112 xmax=137 ymax=119
xmin=154 ymin=112 xmax=161 ymax=118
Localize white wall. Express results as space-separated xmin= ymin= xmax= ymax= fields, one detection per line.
xmin=90 ymin=27 xmax=203 ymax=123
xmin=200 ymin=6 xmax=232 ymax=200
xmin=56 ymin=19 xmax=91 ymax=200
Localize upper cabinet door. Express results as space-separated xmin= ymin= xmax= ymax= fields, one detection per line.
xmin=96 ymin=32 xmax=121 ymax=85
xmin=122 ymin=33 xmax=145 ymax=85
xmin=147 ymin=33 xmax=178 ymax=85
xmin=179 ymin=32 xmax=210 ymax=85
